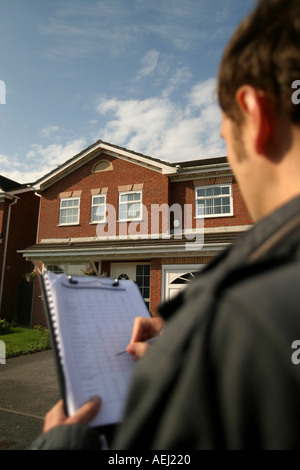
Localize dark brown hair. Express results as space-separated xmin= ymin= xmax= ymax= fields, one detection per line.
xmin=217 ymin=0 xmax=300 ymax=123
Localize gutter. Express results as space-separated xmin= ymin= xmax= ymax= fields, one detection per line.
xmin=19 ymin=242 xmax=229 ymax=262
xmin=0 ymin=196 xmax=19 ymax=314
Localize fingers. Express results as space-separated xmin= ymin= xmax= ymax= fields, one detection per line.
xmin=43 ymin=399 xmax=67 ymax=432
xmin=130 ymin=317 xmax=151 ymax=343
xmin=43 ymin=396 xmax=101 ymax=433
xmin=66 ymin=396 xmax=101 ymax=426
xmin=130 ymin=316 xmax=164 ymax=344
xmin=126 ymin=341 xmax=150 ymax=360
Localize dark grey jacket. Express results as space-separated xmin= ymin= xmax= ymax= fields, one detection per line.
xmin=33 ymin=196 xmax=300 ymax=450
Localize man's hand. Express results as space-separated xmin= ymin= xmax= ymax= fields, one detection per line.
xmin=43 ymin=396 xmax=101 ymax=433
xmin=126 ymin=316 xmax=164 ymax=360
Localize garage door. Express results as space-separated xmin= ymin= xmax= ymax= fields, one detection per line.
xmin=162 ymin=265 xmax=204 ymax=301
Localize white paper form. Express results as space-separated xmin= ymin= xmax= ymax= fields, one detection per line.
xmin=44 ymin=272 xmax=150 ymax=427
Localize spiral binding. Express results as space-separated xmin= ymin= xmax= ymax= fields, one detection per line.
xmin=44 ymin=272 xmax=64 ymax=364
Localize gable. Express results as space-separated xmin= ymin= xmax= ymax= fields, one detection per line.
xmin=33 ymin=140 xmax=177 ymax=191
xmin=0 ymin=175 xmax=20 ymax=192
xmin=40 ymin=153 xmax=170 ymax=198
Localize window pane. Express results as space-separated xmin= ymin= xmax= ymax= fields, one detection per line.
xmin=120 ymin=194 xmax=129 ymax=202
xmin=61 ymin=198 xmax=78 ymax=208
xmin=221 ymin=186 xmax=230 ymax=195
xmin=213 ymin=187 xmax=221 ymax=196
xmin=119 ymin=205 xmax=127 ymax=218
xmin=128 ymin=202 xmax=140 ymax=218
xmin=60 ymin=207 xmax=78 ymax=224
xmin=135 ymin=265 xmax=150 ymax=310
xmin=196 ymin=185 xmax=231 ymax=216
xmin=120 ymin=192 xmax=141 ymax=202
xmin=222 ymin=197 xmax=230 ymax=212
xmin=93 ymin=196 xmax=105 ymax=205
xmin=205 ymin=188 xmax=213 ymax=197
xmin=47 ymin=265 xmax=64 ymax=274
xmin=144 ymin=265 xmax=150 ymax=276
xmin=136 ymin=265 xmax=143 ymax=276
xmin=92 ymin=206 xmax=105 ymax=221
xmin=204 ymin=199 xmax=213 ymax=215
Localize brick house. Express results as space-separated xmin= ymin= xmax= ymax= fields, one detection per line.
xmin=0 ymin=175 xmax=40 ymax=323
xmin=20 ymin=140 xmax=252 ymax=326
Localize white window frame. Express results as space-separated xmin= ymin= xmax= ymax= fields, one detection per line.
xmin=118 ymin=190 xmax=143 ymax=222
xmin=195 ymin=184 xmax=233 ymax=218
xmin=58 ymin=196 xmax=80 ymax=226
xmin=90 ymin=194 xmax=107 ymax=224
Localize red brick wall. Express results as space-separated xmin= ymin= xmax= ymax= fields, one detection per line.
xmin=38 ymin=154 xmax=170 ymax=241
xmin=1 ymin=191 xmax=40 ymax=320
xmin=32 ymin=156 xmax=252 ymax=325
xmin=0 ymin=201 xmax=4 ymax=233
xmin=170 ymin=177 xmax=252 ymax=228
xmin=31 ymin=265 xmax=46 ymax=327
xmin=150 ymin=256 xmax=215 ymax=315
xmin=150 ymin=258 xmax=162 ymax=315
xmin=0 ymin=201 xmax=6 ymax=276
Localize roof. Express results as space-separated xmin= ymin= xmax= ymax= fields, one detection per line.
xmin=19 ymin=230 xmax=244 ymax=261
xmin=173 ymin=156 xmax=228 ymax=168
xmin=31 ymin=139 xmax=230 ymax=191
xmin=32 ymin=139 xmax=178 ymax=191
xmin=0 ymin=175 xmax=21 ymax=192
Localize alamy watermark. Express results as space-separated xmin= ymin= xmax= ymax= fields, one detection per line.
xmin=0 ymin=340 xmax=6 ymax=365
xmin=96 ymin=203 xmax=204 ymax=251
xmin=291 ymin=80 xmax=300 ymax=105
xmin=291 ymin=340 xmax=300 ymax=365
xmin=0 ymin=80 xmax=6 ymax=104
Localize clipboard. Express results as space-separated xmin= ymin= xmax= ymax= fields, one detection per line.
xmin=41 ymin=271 xmax=151 ymax=430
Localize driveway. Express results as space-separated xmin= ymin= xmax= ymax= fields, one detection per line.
xmin=0 ymin=349 xmax=60 ymax=450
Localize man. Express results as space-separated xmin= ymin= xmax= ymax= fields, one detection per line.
xmin=32 ymin=0 xmax=300 ymax=449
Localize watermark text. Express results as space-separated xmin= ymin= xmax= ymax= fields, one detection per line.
xmin=96 ymin=203 xmax=204 ymax=251
xmin=0 ymin=80 xmax=6 ymax=104
xmin=291 ymin=80 xmax=300 ymax=105
xmin=0 ymin=340 xmax=6 ymax=364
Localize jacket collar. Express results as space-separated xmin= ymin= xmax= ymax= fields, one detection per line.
xmin=226 ymin=194 xmax=300 ymax=267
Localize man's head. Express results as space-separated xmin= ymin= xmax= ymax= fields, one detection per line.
xmin=218 ymin=0 xmax=300 ymax=222
xmin=218 ymin=0 xmax=300 ymax=125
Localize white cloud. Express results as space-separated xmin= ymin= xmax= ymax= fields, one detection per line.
xmin=186 ymin=78 xmax=218 ymax=112
xmin=0 ymin=138 xmax=87 ymax=184
xmin=27 ymin=138 xmax=87 ymax=168
xmin=40 ymin=125 xmax=60 ymax=138
xmin=135 ymin=50 xmax=160 ymax=81
xmin=96 ymin=78 xmax=225 ymax=162
xmin=162 ymin=67 xmax=193 ymax=98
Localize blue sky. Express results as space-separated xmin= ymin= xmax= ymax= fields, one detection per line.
xmin=0 ymin=0 xmax=254 ymax=184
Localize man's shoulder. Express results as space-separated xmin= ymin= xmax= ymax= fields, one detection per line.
xmin=212 ymin=257 xmax=300 ymax=354
xmin=222 ymin=256 xmax=300 ymax=312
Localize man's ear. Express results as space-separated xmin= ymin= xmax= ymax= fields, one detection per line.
xmin=235 ymin=86 xmax=275 ymax=155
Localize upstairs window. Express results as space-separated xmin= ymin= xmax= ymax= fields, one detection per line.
xmin=92 ymin=159 xmax=113 ymax=173
xmin=119 ymin=191 xmax=142 ymax=222
xmin=59 ymin=197 xmax=80 ymax=225
xmin=195 ymin=184 xmax=233 ymax=218
xmin=91 ymin=194 xmax=106 ymax=223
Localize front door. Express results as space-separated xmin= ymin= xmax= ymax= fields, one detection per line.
xmin=111 ymin=263 xmax=150 ymax=310
xmin=110 ymin=264 xmax=137 ymax=282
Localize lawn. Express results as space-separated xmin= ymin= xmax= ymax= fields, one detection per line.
xmin=0 ymin=326 xmax=51 ymax=358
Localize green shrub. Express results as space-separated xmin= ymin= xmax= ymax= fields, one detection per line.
xmin=2 ymin=326 xmax=51 ymax=358
xmin=33 ymin=324 xmax=51 ymax=349
xmin=0 ymin=319 xmax=10 ymax=335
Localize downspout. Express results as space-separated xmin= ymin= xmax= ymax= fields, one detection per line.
xmin=0 ymin=196 xmax=19 ymax=315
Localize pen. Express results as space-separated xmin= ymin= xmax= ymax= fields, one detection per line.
xmin=116 ymin=336 xmax=159 ymax=356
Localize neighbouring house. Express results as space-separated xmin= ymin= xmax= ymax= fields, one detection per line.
xmin=20 ymin=140 xmax=252 ymax=326
xmin=0 ymin=175 xmax=40 ymax=324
